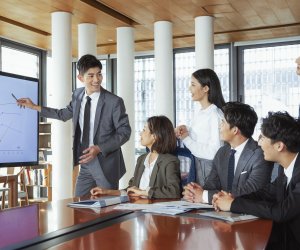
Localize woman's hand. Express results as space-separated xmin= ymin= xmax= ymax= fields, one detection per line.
xmin=127 ymin=186 xmax=148 ymax=197
xmin=174 ymin=125 xmax=189 ymax=139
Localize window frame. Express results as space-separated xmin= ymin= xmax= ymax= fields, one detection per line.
xmin=0 ymin=38 xmax=47 ymax=109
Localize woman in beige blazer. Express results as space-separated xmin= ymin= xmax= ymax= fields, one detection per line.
xmin=91 ymin=115 xmax=182 ymax=198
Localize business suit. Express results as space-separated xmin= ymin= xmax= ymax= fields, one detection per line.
xmin=231 ymin=154 xmax=300 ymax=250
xmin=41 ymin=87 xmax=131 ymax=195
xmin=204 ymin=138 xmax=273 ymax=203
xmin=129 ymin=153 xmax=181 ymax=198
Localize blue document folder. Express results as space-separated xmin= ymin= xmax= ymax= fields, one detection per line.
xmin=68 ymin=195 xmax=129 ymax=208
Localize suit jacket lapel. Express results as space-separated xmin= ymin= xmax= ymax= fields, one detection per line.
xmin=93 ymin=88 xmax=105 ymax=139
xmin=233 ymin=139 xmax=255 ymax=187
xmin=135 ymin=155 xmax=146 ymax=187
xmin=288 ymin=154 xmax=300 ymax=192
xmin=149 ymin=155 xmax=161 ymax=187
xmin=224 ymin=148 xmax=232 ymax=189
xmin=73 ymin=89 xmax=85 ymax=129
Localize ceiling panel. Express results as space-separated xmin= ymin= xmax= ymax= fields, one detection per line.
xmin=0 ymin=0 xmax=299 ymax=56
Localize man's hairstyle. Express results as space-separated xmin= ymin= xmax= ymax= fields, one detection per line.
xmin=148 ymin=116 xmax=176 ymax=154
xmin=192 ymin=68 xmax=226 ymax=110
xmin=261 ymin=111 xmax=300 ymax=153
xmin=223 ymin=102 xmax=258 ymax=138
xmin=77 ymin=54 xmax=102 ymax=75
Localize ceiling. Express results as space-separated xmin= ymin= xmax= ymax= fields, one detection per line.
xmin=0 ymin=0 xmax=300 ymax=57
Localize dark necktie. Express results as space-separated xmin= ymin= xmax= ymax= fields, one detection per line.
xmin=82 ymin=96 xmax=91 ymax=150
xmin=282 ymin=173 xmax=288 ymax=197
xmin=227 ymin=149 xmax=236 ymax=191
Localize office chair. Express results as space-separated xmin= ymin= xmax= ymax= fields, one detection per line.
xmin=146 ymin=140 xmax=196 ymax=187
xmin=174 ymin=140 xmax=196 ymax=187
xmin=0 ymin=187 xmax=10 ymax=209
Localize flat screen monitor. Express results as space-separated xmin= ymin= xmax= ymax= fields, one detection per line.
xmin=0 ymin=71 xmax=39 ymax=167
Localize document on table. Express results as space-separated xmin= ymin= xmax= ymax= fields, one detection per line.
xmin=153 ymin=200 xmax=213 ymax=209
xmin=197 ymin=211 xmax=259 ymax=223
xmin=113 ymin=203 xmax=155 ymax=211
xmin=114 ymin=200 xmax=213 ymax=215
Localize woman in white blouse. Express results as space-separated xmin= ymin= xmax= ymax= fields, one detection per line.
xmin=175 ymin=69 xmax=225 ymax=186
xmin=91 ymin=116 xmax=181 ymax=198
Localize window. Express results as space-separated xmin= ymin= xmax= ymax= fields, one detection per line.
xmin=134 ymin=56 xmax=155 ymax=155
xmin=174 ymin=47 xmax=230 ymax=126
xmin=0 ymin=38 xmax=46 ymax=108
xmin=241 ymin=43 xmax=300 ymax=139
xmin=1 ymin=46 xmax=39 ymax=78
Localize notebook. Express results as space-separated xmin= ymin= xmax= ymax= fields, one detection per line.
xmin=197 ymin=211 xmax=258 ymax=223
xmin=68 ymin=195 xmax=129 ymax=208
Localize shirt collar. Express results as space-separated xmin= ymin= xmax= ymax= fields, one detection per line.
xmin=198 ymin=103 xmax=216 ymax=112
xmin=84 ymin=91 xmax=100 ymax=100
xmin=144 ymin=153 xmax=158 ymax=168
xmin=284 ymin=153 xmax=299 ymax=185
xmin=232 ymin=139 xmax=249 ymax=154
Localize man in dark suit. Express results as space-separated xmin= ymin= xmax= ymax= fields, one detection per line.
xmin=183 ymin=102 xmax=273 ymax=204
xmin=214 ymin=111 xmax=300 ymax=250
xmin=17 ymin=54 xmax=131 ymax=196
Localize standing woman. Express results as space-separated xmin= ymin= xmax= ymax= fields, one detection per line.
xmin=91 ymin=116 xmax=182 ymax=198
xmin=175 ymin=69 xmax=225 ymax=186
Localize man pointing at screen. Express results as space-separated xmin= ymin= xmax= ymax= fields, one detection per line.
xmin=17 ymin=54 xmax=131 ymax=197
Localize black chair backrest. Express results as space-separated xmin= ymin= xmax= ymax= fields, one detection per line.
xmin=174 ymin=140 xmax=196 ymax=187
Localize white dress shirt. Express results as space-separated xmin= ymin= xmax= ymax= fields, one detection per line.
xmin=202 ymin=139 xmax=249 ymax=203
xmin=79 ymin=91 xmax=100 ymax=146
xmin=139 ymin=153 xmax=158 ymax=191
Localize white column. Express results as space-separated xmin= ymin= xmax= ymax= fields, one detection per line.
xmin=78 ymin=23 xmax=97 ymax=57
xmin=51 ymin=12 xmax=73 ymax=200
xmin=116 ymin=27 xmax=135 ymax=189
xmin=154 ymin=21 xmax=174 ymax=121
xmin=195 ymin=16 xmax=214 ymax=69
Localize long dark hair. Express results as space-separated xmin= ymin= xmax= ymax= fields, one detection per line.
xmin=147 ymin=116 xmax=176 ymax=154
xmin=192 ymin=68 xmax=225 ymax=110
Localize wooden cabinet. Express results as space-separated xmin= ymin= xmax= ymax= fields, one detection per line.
xmin=26 ymin=122 xmax=52 ymax=203
xmin=38 ymin=122 xmax=51 ymax=150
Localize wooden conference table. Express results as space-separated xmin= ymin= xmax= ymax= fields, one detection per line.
xmin=1 ymin=197 xmax=272 ymax=250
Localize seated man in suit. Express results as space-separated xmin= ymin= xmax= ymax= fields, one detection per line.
xmin=214 ymin=111 xmax=300 ymax=250
xmin=183 ymin=102 xmax=273 ymax=204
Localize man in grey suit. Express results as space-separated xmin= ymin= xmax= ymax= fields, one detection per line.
xmin=17 ymin=54 xmax=131 ymax=196
xmin=183 ymin=102 xmax=273 ymax=204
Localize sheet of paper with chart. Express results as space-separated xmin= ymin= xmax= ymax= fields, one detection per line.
xmin=0 ymin=72 xmax=39 ymax=166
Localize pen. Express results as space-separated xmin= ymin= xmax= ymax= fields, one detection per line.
xmin=11 ymin=93 xmax=18 ymax=101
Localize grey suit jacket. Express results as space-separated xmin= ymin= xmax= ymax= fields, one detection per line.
xmin=40 ymin=87 xmax=131 ymax=184
xmin=203 ymin=138 xmax=273 ymax=203
xmin=129 ymin=153 xmax=182 ymax=199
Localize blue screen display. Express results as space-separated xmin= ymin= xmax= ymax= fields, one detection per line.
xmin=0 ymin=71 xmax=39 ymax=166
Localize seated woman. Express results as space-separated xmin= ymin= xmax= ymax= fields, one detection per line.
xmin=90 ymin=115 xmax=181 ymax=199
